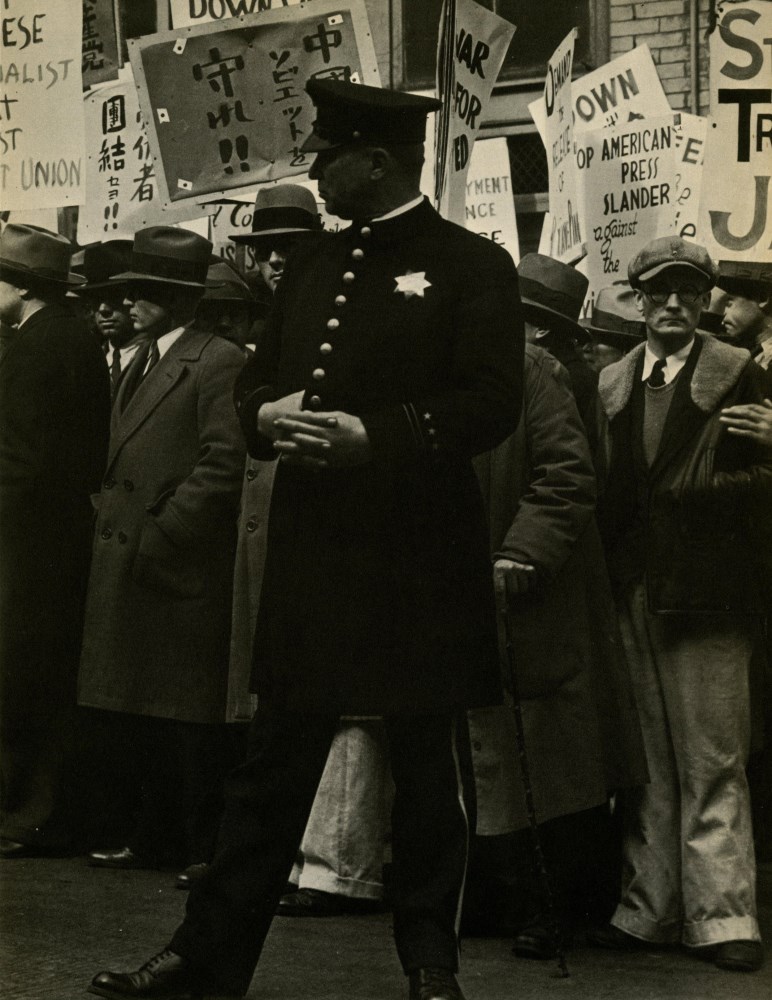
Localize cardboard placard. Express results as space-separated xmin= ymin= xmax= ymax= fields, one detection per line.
xmin=170 ymin=0 xmax=305 ymax=30
xmin=82 ymin=0 xmax=122 ymax=88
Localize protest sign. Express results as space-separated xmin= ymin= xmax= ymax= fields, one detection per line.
xmin=464 ymin=137 xmax=519 ymax=263
xmin=129 ymin=0 xmax=379 ymax=205
xmin=698 ymin=0 xmax=772 ymax=263
xmin=539 ymin=28 xmax=582 ymax=263
xmin=572 ymin=44 xmax=671 ymax=134
xmin=78 ymin=81 xmax=209 ymax=244
xmin=671 ymin=112 xmax=706 ymax=240
xmin=435 ymin=0 xmax=515 ymax=225
xmin=577 ymin=114 xmax=677 ymax=299
xmin=82 ymin=0 xmax=121 ymax=89
xmin=0 ymin=1 xmax=85 ymax=209
xmin=171 ymin=0 xmax=304 ymax=29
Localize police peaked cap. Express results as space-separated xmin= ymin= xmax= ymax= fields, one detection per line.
xmin=301 ymin=79 xmax=442 ymax=153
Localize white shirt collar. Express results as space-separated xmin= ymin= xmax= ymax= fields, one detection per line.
xmin=371 ymin=195 xmax=424 ymax=222
xmin=155 ymin=325 xmax=187 ymax=358
xmin=642 ymin=339 xmax=694 ymax=385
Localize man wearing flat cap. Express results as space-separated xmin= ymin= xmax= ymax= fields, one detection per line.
xmin=91 ymin=80 xmax=524 ymax=1000
xmin=0 ymin=224 xmax=110 ymax=858
xmin=589 ymin=236 xmax=772 ymax=973
xmin=77 ymin=227 xmax=246 ymax=883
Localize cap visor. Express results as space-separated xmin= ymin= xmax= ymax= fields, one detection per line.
xmin=637 ymin=261 xmax=713 ymax=286
xmin=300 ymin=133 xmax=339 ymax=153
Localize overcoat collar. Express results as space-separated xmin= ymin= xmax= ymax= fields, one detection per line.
xmin=342 ymin=197 xmax=438 ymax=249
xmin=0 ymin=303 xmax=69 ymax=370
xmin=108 ymin=327 xmax=214 ymax=468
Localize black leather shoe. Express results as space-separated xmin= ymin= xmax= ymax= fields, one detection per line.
xmin=88 ymin=949 xmax=230 ymax=999
xmin=408 ymin=968 xmax=466 ymax=1000
xmin=713 ymin=939 xmax=764 ymax=972
xmin=276 ymin=887 xmax=383 ymax=917
xmin=88 ymin=847 xmax=146 ymax=870
xmin=0 ymin=838 xmax=42 ymax=859
xmin=175 ymin=863 xmax=209 ymax=890
xmin=512 ymin=921 xmax=571 ymax=960
xmin=586 ymin=924 xmax=650 ymax=950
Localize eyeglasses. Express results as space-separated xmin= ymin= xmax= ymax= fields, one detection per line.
xmin=642 ymin=285 xmax=706 ymax=306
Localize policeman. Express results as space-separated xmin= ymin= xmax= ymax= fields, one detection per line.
xmin=89 ymin=79 xmax=524 ymax=1000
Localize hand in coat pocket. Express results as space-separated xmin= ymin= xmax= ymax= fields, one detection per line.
xmin=132 ymin=515 xmax=205 ymax=599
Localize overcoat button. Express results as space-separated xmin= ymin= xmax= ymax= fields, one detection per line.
xmin=360 ymin=226 xmax=372 ymax=237
xmin=320 ymin=343 xmax=333 ymax=355
xmin=326 ymin=318 xmax=340 ymax=331
xmin=246 ymin=519 xmax=258 ymax=532
xmin=104 ymin=477 xmax=115 ymax=489
xmin=246 ymin=467 xmax=257 ymax=481
xmin=101 ymin=527 xmax=113 ymax=540
xmin=123 ymin=479 xmax=134 ymax=491
xmin=118 ymin=532 xmax=128 ymax=544
xmin=312 ymin=368 xmax=326 ymax=381
xmin=335 ymin=295 xmax=347 ymax=306
xmin=342 ymin=271 xmax=355 ymax=284
xmin=351 ymin=248 xmax=365 ymax=261
xmin=308 ymin=395 xmax=322 ymax=409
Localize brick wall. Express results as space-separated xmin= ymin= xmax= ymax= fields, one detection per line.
xmin=608 ymin=0 xmax=712 ymax=114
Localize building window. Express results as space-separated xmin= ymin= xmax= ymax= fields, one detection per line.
xmin=401 ymin=0 xmax=595 ymax=90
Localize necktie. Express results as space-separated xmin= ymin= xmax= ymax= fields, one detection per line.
xmin=647 ymin=359 xmax=666 ymax=388
xmin=110 ymin=346 xmax=122 ymax=397
xmin=144 ymin=338 xmax=160 ymax=377
xmin=120 ymin=340 xmax=158 ymax=412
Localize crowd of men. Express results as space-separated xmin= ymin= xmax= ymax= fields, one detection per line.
xmin=1 ymin=78 xmax=771 ymax=1000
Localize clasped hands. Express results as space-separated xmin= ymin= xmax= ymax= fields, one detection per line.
xmin=257 ymin=390 xmax=372 ymax=468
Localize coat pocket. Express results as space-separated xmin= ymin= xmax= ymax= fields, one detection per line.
xmin=132 ymin=516 xmax=205 ymax=600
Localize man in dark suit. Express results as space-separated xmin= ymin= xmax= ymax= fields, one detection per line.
xmin=0 ymin=224 xmax=110 ymax=857
xmin=90 ymin=80 xmax=524 ymax=1000
xmin=78 ymin=227 xmax=246 ymax=880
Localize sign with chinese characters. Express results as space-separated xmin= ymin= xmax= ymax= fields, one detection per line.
xmin=0 ymin=1 xmax=86 ymax=209
xmin=699 ymin=0 xmax=772 ymax=263
xmin=572 ymin=44 xmax=671 ymax=134
xmin=540 ymin=28 xmax=581 ymax=264
xmin=170 ymin=0 xmax=305 ymax=29
xmin=78 ymin=81 xmax=208 ymax=244
xmin=82 ymin=0 xmax=121 ymax=88
xmin=464 ymin=137 xmax=519 ymax=263
xmin=435 ymin=0 xmax=515 ymax=225
xmin=577 ymin=114 xmax=677 ymax=301
xmin=671 ymin=112 xmax=706 ymax=240
xmin=129 ymin=0 xmax=379 ymax=205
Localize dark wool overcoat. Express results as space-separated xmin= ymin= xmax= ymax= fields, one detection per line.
xmin=235 ymin=199 xmax=524 ymax=715
xmin=0 ymin=303 xmax=110 ymax=841
xmin=470 ymin=345 xmax=647 ymax=833
xmin=78 ymin=328 xmax=246 ymax=724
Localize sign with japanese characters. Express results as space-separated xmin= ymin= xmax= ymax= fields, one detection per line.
xmin=540 ymin=28 xmax=582 ymax=264
xmin=464 ymin=137 xmax=519 ymax=263
xmin=78 ymin=81 xmax=208 ymax=244
xmin=436 ymin=0 xmax=515 ymax=225
xmin=577 ymin=114 xmax=678 ymax=300
xmin=82 ymin=0 xmax=121 ymax=88
xmin=572 ymin=44 xmax=671 ymax=134
xmin=0 ymin=1 xmax=86 ymax=209
xmin=171 ymin=0 xmax=304 ymax=29
xmin=699 ymin=0 xmax=772 ymax=263
xmin=128 ymin=0 xmax=379 ymax=205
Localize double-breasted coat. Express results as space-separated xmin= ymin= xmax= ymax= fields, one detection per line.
xmin=78 ymin=328 xmax=246 ymax=724
xmin=470 ymin=344 xmax=647 ymax=833
xmin=234 ymin=199 xmax=524 ymax=716
xmin=0 ymin=303 xmax=110 ymax=843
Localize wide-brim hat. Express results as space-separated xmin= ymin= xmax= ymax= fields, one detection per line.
xmin=518 ymin=253 xmax=590 ymax=342
xmin=230 ymin=184 xmax=322 ymax=244
xmin=581 ymin=284 xmax=645 ymax=351
xmin=301 ymin=78 xmax=441 ymax=153
xmin=201 ymin=261 xmax=263 ymax=316
xmin=0 ymin=223 xmax=84 ymax=287
xmin=628 ymin=236 xmax=718 ymax=289
xmin=112 ymin=226 xmax=212 ymax=288
xmin=75 ymin=240 xmax=134 ymax=292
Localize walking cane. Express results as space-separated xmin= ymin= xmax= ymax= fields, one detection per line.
xmin=501 ymin=608 xmax=570 ymax=978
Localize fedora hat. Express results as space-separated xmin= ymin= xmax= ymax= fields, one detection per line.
xmin=0 ymin=223 xmax=84 ymax=287
xmin=112 ymin=226 xmax=212 ymax=288
xmin=518 ymin=253 xmax=589 ymax=341
xmin=201 ymin=261 xmax=265 ymax=315
xmin=230 ymin=185 xmax=322 ymax=244
xmin=582 ymin=285 xmax=645 ymax=351
xmin=76 ymin=240 xmax=134 ymax=292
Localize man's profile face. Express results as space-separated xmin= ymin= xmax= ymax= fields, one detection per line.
xmin=634 ymin=267 xmax=710 ymax=342
xmin=308 ymin=144 xmax=373 ymax=220
xmin=0 ymin=279 xmax=22 ymax=325
xmin=88 ymin=288 xmax=134 ymax=346
xmin=722 ymin=294 xmax=766 ymax=341
xmin=254 ymin=235 xmax=302 ymax=293
xmin=123 ymin=282 xmax=175 ymax=336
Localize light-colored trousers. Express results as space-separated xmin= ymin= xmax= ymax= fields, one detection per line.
xmin=291 ymin=719 xmax=393 ymax=900
xmin=612 ymin=581 xmax=760 ymax=947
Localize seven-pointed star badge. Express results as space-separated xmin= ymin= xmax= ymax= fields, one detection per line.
xmin=394 ymin=270 xmax=431 ymax=298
